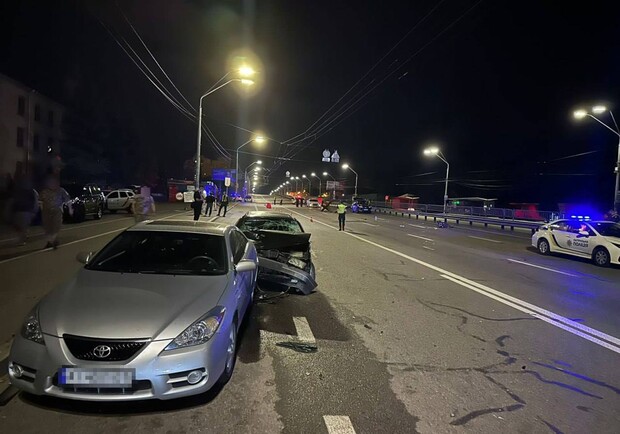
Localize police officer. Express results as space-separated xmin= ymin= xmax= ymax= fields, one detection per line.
xmin=217 ymin=193 xmax=229 ymax=217
xmin=337 ymin=200 xmax=347 ymax=231
xmin=204 ymin=192 xmax=215 ymax=216
xmin=192 ymin=190 xmax=202 ymax=221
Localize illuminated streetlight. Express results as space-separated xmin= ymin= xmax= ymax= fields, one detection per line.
xmin=194 ymin=77 xmax=255 ymax=188
xmin=311 ymin=172 xmax=322 ymax=195
xmin=423 ymin=146 xmax=450 ymax=213
xmin=236 ymin=136 xmax=266 ymax=195
xmin=573 ymin=105 xmax=620 ymax=210
xmin=341 ymin=163 xmax=358 ymax=197
xmin=239 ymin=66 xmax=255 ymax=77
xmin=323 ymin=171 xmax=336 ymax=199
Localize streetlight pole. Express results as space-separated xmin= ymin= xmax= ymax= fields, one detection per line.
xmin=195 ymin=78 xmax=253 ymax=188
xmin=235 ymin=136 xmax=265 ymax=195
xmin=342 ymin=164 xmax=358 ymax=198
xmin=243 ymin=161 xmax=262 ymax=196
xmin=302 ymin=175 xmax=312 ymax=195
xmin=311 ymin=172 xmax=321 ymax=195
xmin=574 ymin=106 xmax=620 ymax=211
xmin=323 ymin=172 xmax=336 ymax=200
xmin=423 ymin=146 xmax=450 ymax=214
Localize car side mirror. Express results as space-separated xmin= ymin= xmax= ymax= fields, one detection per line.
xmin=76 ymin=251 xmax=95 ymax=264
xmin=235 ymin=260 xmax=257 ymax=273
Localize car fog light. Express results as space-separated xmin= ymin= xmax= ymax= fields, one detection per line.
xmin=187 ymin=370 xmax=203 ymax=385
xmin=11 ymin=363 xmax=23 ymax=378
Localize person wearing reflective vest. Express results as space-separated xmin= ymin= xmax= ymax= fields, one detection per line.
xmin=337 ymin=201 xmax=347 ymax=231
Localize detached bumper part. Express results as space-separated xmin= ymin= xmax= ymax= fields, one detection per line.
xmin=257 ymin=257 xmax=317 ymax=295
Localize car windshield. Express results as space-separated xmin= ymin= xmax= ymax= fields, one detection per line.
xmin=238 ymin=217 xmax=303 ymax=233
xmin=592 ymin=222 xmax=620 ymax=238
xmin=63 ymin=185 xmax=84 ymax=198
xmin=86 ymin=231 xmax=228 ymax=275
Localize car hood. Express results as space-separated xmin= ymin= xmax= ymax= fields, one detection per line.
xmin=602 ymin=235 xmax=620 ymax=244
xmin=243 ymin=230 xmax=311 ymax=251
xmin=38 ymin=269 xmax=229 ymax=340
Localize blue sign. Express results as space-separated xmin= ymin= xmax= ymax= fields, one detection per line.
xmin=212 ymin=169 xmax=236 ymax=181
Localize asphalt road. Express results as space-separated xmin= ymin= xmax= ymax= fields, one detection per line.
xmin=0 ymin=198 xmax=618 ymax=433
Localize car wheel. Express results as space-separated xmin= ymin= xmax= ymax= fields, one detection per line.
xmin=593 ymin=247 xmax=611 ymax=267
xmin=537 ymin=238 xmax=550 ymax=255
xmin=217 ymin=318 xmax=237 ymax=386
xmin=94 ymin=207 xmax=103 ymax=220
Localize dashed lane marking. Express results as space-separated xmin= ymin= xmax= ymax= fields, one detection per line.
xmin=293 ymin=317 xmax=316 ymax=344
xmin=507 ymin=258 xmax=578 ymax=277
xmin=361 ymin=222 xmax=378 ymax=227
xmin=422 ymin=246 xmax=435 ymax=251
xmin=323 ymin=416 xmax=356 ymax=434
xmin=408 ymin=224 xmax=426 ymax=229
xmin=407 ymin=233 xmax=434 ymax=242
xmin=288 ymin=209 xmax=620 ymax=355
xmin=468 ymin=235 xmax=502 ymax=243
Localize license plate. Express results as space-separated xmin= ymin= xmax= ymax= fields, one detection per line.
xmin=59 ymin=367 xmax=134 ymax=388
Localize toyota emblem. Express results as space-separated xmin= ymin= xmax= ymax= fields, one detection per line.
xmin=93 ymin=345 xmax=112 ymax=359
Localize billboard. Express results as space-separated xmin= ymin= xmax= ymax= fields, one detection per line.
xmin=212 ymin=169 xmax=236 ymax=182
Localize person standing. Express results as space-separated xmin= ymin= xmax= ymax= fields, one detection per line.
xmin=204 ymin=192 xmax=215 ymax=217
xmin=192 ymin=190 xmax=202 ymax=221
xmin=132 ymin=186 xmax=156 ymax=223
xmin=217 ymin=192 xmax=229 ymax=217
xmin=39 ymin=176 xmax=69 ymax=249
xmin=337 ymin=201 xmax=347 ymax=231
xmin=11 ymin=175 xmax=39 ymax=245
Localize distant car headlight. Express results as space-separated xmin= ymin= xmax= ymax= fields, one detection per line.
xmin=22 ymin=310 xmax=44 ymax=345
xmin=164 ymin=306 xmax=226 ymax=351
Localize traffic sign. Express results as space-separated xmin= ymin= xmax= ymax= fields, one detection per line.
xmin=225 ymin=177 xmax=231 ymax=187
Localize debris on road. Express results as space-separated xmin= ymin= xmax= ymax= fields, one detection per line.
xmin=276 ymin=342 xmax=318 ymax=353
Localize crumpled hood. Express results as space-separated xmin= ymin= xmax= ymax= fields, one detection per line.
xmin=243 ymin=230 xmax=311 ymax=251
xmin=38 ymin=269 xmax=229 ymax=340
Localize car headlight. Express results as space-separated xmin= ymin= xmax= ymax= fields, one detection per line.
xmin=22 ymin=310 xmax=44 ymax=345
xmin=164 ymin=306 xmax=226 ymax=351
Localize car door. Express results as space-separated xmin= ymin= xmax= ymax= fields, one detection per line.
xmin=118 ymin=191 xmax=131 ymax=210
xmin=107 ymin=191 xmax=120 ymax=210
xmin=548 ymin=220 xmax=572 ymax=250
xmin=566 ymin=221 xmax=595 ymax=256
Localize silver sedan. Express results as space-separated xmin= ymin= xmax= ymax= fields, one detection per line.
xmin=8 ymin=221 xmax=258 ymax=401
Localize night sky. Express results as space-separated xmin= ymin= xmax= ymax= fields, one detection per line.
xmin=2 ymin=0 xmax=620 ymax=210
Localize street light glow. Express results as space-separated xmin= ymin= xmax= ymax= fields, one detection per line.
xmin=311 ymin=172 xmax=316 ymax=176
xmin=240 ymin=79 xmax=255 ymax=86
xmin=323 ymin=172 xmax=328 ymax=176
xmin=424 ymin=147 xmax=439 ymax=155
xmin=239 ymin=66 xmax=255 ymax=77
xmin=342 ymin=163 xmax=349 ymax=169
xmin=574 ymin=109 xmax=588 ymax=119
xmin=592 ymin=105 xmax=607 ymax=114
xmin=257 ymin=160 xmax=263 ymax=164
xmin=255 ymin=136 xmax=266 ymax=144
xmin=302 ymin=174 xmax=307 ymax=178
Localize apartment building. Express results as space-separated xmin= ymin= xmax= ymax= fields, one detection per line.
xmin=0 ymin=73 xmax=65 ymax=178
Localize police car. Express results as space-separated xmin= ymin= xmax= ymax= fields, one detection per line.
xmin=532 ymin=219 xmax=620 ymax=267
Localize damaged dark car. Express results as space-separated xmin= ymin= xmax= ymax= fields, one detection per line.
xmin=235 ymin=211 xmax=317 ymax=295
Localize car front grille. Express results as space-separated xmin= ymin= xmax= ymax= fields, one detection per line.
xmin=63 ymin=335 xmax=148 ymax=362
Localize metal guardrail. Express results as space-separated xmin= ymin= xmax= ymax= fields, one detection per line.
xmin=373 ymin=202 xmax=565 ymax=222
xmin=374 ymin=207 xmax=543 ymax=233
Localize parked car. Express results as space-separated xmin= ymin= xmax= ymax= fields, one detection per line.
xmin=532 ymin=219 xmax=620 ymax=267
xmin=105 ymin=189 xmax=135 ymax=213
xmin=244 ymin=195 xmax=253 ymax=202
xmin=8 ymin=221 xmax=258 ymax=401
xmin=351 ymin=198 xmax=372 ymax=213
xmin=306 ymin=197 xmax=320 ymax=208
xmin=235 ymin=211 xmax=317 ymax=294
xmin=62 ymin=184 xmax=105 ymax=222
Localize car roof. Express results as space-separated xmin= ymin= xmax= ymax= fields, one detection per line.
xmin=128 ymin=220 xmax=230 ymax=235
xmin=242 ymin=211 xmax=295 ymax=219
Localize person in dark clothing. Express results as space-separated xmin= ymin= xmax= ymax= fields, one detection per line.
xmin=217 ymin=193 xmax=229 ymax=217
xmin=280 ymin=199 xmax=283 ymax=205
xmin=11 ymin=175 xmax=39 ymax=245
xmin=204 ymin=193 xmax=215 ymax=216
xmin=192 ymin=190 xmax=202 ymax=221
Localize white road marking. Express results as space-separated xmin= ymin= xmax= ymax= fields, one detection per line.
xmin=0 ymin=215 xmax=133 ymax=244
xmin=441 ymin=274 xmax=620 ymax=354
xmin=323 ymin=416 xmax=356 ymax=434
xmin=468 ymin=235 xmax=502 ymax=244
xmin=376 ymin=217 xmax=386 ymax=221
xmin=293 ymin=317 xmax=316 ymax=344
xmin=507 ymin=259 xmax=578 ymax=277
xmin=287 ymin=209 xmax=620 ymax=354
xmin=254 ymin=205 xmax=259 ymax=211
xmin=361 ymin=222 xmax=378 ymax=227
xmin=407 ymin=234 xmax=434 ymax=242
xmin=422 ymin=246 xmax=435 ymax=251
xmin=408 ymin=224 xmax=426 ymax=229
xmin=0 ymin=211 xmax=189 ymax=266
